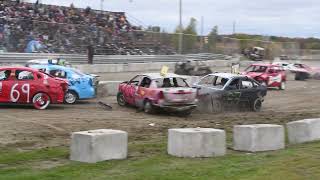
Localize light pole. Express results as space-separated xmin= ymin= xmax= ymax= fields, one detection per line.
xmin=178 ymin=0 xmax=183 ymax=54
xmin=100 ymin=0 xmax=104 ymax=12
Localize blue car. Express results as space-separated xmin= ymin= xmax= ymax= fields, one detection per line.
xmin=29 ymin=64 xmax=98 ymax=104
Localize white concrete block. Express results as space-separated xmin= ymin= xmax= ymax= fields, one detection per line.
xmin=70 ymin=129 xmax=128 ymax=163
xmin=168 ymin=128 xmax=226 ymax=158
xmin=98 ymin=81 xmax=122 ymax=96
xmin=233 ymin=124 xmax=285 ymax=152
xmin=287 ymin=118 xmax=320 ymax=144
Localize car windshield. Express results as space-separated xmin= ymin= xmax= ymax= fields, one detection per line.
xmin=155 ymin=77 xmax=189 ymax=88
xmin=198 ymin=75 xmax=229 ymax=89
xmin=245 ymin=65 xmax=267 ymax=73
xmin=71 ymin=69 xmax=85 ymax=76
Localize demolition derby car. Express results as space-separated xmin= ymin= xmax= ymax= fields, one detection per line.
xmin=174 ymin=60 xmax=212 ymax=76
xmin=194 ymin=73 xmax=267 ymax=112
xmin=242 ymin=63 xmax=286 ymax=90
xmin=29 ymin=65 xmax=98 ymax=104
xmin=289 ymin=63 xmax=320 ymax=80
xmin=0 ymin=67 xmax=68 ymax=109
xmin=117 ymin=73 xmax=197 ymax=115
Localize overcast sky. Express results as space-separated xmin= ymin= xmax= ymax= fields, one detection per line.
xmin=30 ymin=0 xmax=319 ymax=38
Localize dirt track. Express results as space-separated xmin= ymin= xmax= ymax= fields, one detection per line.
xmin=1 ymin=76 xmax=319 ymax=150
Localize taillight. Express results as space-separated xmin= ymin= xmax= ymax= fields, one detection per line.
xmin=158 ymin=91 xmax=164 ymax=99
xmin=173 ymin=90 xmax=192 ymax=94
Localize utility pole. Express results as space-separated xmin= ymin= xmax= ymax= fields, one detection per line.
xmin=178 ymin=0 xmax=183 ymax=54
xmin=200 ymin=16 xmax=204 ymax=52
xmin=100 ymin=0 xmax=104 ymax=12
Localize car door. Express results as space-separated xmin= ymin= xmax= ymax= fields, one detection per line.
xmin=12 ymin=69 xmax=37 ymax=104
xmin=267 ymin=67 xmax=282 ymax=87
xmin=223 ymin=78 xmax=242 ymax=105
xmin=0 ymin=69 xmax=15 ymax=103
xmin=135 ymin=76 xmax=152 ymax=108
xmin=239 ymin=78 xmax=258 ymax=102
xmin=123 ymin=75 xmax=143 ymax=105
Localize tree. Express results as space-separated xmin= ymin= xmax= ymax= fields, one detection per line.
xmin=182 ymin=18 xmax=198 ymax=53
xmin=208 ymin=25 xmax=218 ymax=52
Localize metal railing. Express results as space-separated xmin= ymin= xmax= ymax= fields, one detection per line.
xmin=0 ymin=53 xmax=232 ymax=65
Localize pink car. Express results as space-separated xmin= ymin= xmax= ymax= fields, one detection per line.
xmin=242 ymin=63 xmax=286 ymax=90
xmin=117 ymin=73 xmax=197 ymax=115
xmin=291 ymin=63 xmax=320 ymax=80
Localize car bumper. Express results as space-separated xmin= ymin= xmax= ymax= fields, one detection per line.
xmin=155 ymin=104 xmax=197 ymax=112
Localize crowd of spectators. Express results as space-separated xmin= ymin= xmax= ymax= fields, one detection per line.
xmin=0 ymin=0 xmax=170 ymax=55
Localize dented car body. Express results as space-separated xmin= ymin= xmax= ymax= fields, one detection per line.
xmin=242 ymin=63 xmax=286 ymax=90
xmin=0 ymin=67 xmax=68 ymax=109
xmin=194 ymin=73 xmax=267 ymax=112
xmin=117 ymin=73 xmax=197 ymax=115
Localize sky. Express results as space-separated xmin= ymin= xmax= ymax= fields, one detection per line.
xmin=27 ymin=0 xmax=320 ymax=38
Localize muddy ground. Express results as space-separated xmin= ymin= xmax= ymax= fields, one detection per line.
xmin=1 ymin=63 xmax=320 ymax=150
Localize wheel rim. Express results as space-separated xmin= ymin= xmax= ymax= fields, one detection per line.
xmin=65 ymin=92 xmax=76 ymax=104
xmin=281 ymin=82 xmax=286 ymax=90
xmin=144 ymin=102 xmax=152 ymax=113
xmin=117 ymin=94 xmax=126 ymax=106
xmin=33 ymin=93 xmax=50 ymax=110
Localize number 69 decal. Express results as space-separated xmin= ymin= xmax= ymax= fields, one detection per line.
xmin=10 ymin=83 xmax=30 ymax=103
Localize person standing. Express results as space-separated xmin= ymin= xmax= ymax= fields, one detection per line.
xmin=87 ymin=45 xmax=94 ymax=64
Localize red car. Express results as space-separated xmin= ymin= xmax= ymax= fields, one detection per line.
xmin=0 ymin=67 xmax=68 ymax=109
xmin=242 ymin=63 xmax=286 ymax=90
xmin=117 ymin=73 xmax=197 ymax=115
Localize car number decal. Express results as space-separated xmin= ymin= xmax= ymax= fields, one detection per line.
xmin=225 ymin=92 xmax=241 ymax=101
xmin=10 ymin=83 xmax=30 ymax=103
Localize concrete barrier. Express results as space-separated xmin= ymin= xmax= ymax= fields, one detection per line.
xmin=287 ymin=118 xmax=320 ymax=144
xmin=233 ymin=124 xmax=285 ymax=152
xmin=168 ymin=128 xmax=226 ymax=158
xmin=98 ymin=81 xmax=122 ymax=97
xmin=70 ymin=129 xmax=128 ymax=163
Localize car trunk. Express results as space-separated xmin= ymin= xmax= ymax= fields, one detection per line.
xmin=162 ymin=88 xmax=196 ymax=104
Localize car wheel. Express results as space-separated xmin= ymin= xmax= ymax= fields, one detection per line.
xmin=117 ymin=93 xmax=127 ymax=106
xmin=178 ymin=109 xmax=193 ymax=117
xmin=64 ymin=91 xmax=77 ymax=104
xmin=252 ymin=98 xmax=262 ymax=112
xmin=144 ymin=101 xmax=154 ymax=114
xmin=32 ymin=93 xmax=51 ymax=110
xmin=279 ymin=82 xmax=286 ymax=90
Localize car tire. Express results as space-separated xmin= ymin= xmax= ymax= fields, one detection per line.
xmin=252 ymin=98 xmax=262 ymax=112
xmin=144 ymin=100 xmax=154 ymax=114
xmin=178 ymin=109 xmax=193 ymax=117
xmin=64 ymin=91 xmax=78 ymax=104
xmin=32 ymin=93 xmax=51 ymax=110
xmin=117 ymin=93 xmax=127 ymax=106
xmin=279 ymin=82 xmax=286 ymax=90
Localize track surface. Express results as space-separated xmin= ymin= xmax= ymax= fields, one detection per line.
xmin=1 ymin=62 xmax=320 ymax=149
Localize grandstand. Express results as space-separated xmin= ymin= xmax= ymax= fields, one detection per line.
xmin=0 ymin=1 xmax=176 ymax=55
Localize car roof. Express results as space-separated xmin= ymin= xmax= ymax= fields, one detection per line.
xmin=207 ymin=73 xmax=246 ymax=79
xmin=0 ymin=66 xmax=38 ymax=71
xmin=251 ymin=63 xmax=280 ymax=67
xmin=140 ymin=73 xmax=186 ymax=80
xmin=30 ymin=64 xmax=71 ymax=71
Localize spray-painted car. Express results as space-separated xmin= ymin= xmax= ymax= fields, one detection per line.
xmin=29 ymin=65 xmax=98 ymax=104
xmin=0 ymin=67 xmax=68 ymax=109
xmin=194 ymin=73 xmax=267 ymax=112
xmin=288 ymin=63 xmax=320 ymax=80
xmin=242 ymin=63 xmax=286 ymax=90
xmin=117 ymin=73 xmax=197 ymax=115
